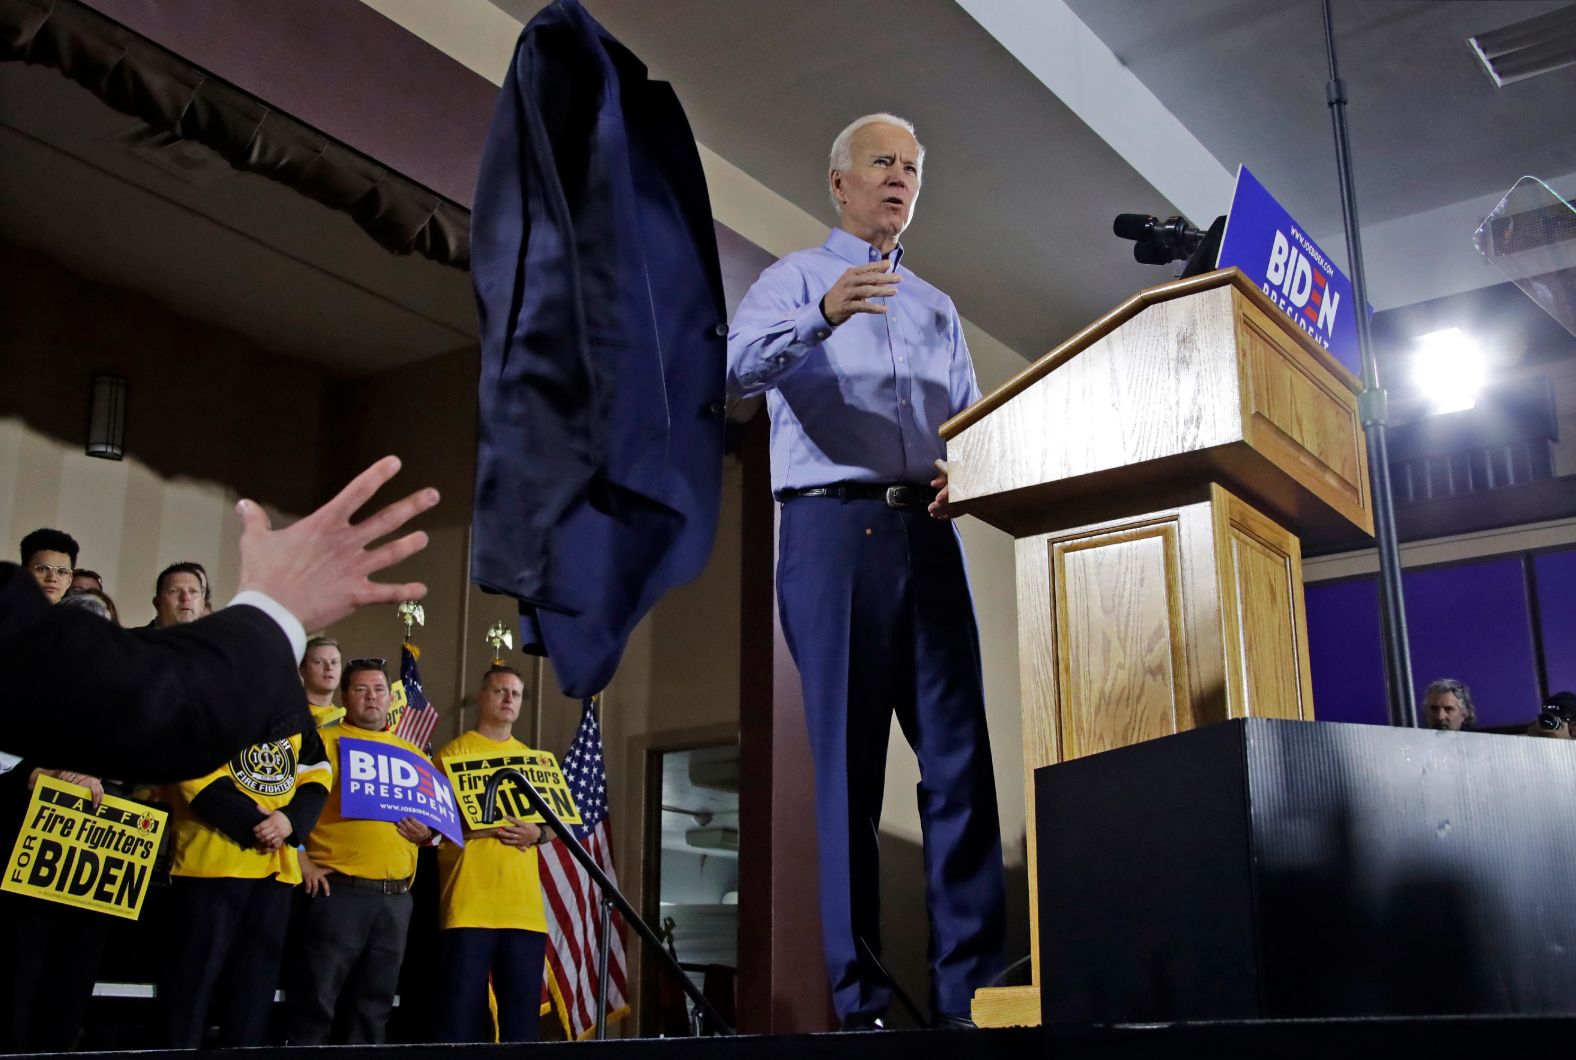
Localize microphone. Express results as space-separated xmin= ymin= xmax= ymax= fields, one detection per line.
xmin=1112 ymin=213 xmax=1159 ymax=242
xmin=1112 ymin=212 xmax=1208 ymax=266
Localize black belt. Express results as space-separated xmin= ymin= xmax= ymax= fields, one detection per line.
xmin=775 ymin=482 xmax=934 ymax=510
xmin=327 ymin=872 xmax=411 ymax=895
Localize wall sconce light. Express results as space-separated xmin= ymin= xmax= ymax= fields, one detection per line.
xmin=86 ymin=373 xmax=128 ymax=460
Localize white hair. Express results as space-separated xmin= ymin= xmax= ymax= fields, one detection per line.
xmin=827 ymin=112 xmax=925 ymax=214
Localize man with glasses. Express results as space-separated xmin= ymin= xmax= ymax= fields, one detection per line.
xmin=3 ymin=528 xmax=108 ymax=1052
xmin=285 ymin=658 xmax=437 ymax=1045
xmin=20 ymin=528 xmax=77 ymax=604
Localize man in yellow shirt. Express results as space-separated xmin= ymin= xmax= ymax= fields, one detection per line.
xmin=300 ymin=636 xmax=345 ymax=729
xmin=283 ymin=659 xmax=435 ymax=1045
xmin=433 ymin=666 xmax=550 ymax=1042
xmin=161 ymin=724 xmax=331 ymax=1047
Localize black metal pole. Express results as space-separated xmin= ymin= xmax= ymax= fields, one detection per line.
xmin=595 ymin=896 xmax=613 ymax=1040
xmin=481 ymin=768 xmax=734 ymax=1036
xmin=1320 ymin=0 xmax=1418 ymax=727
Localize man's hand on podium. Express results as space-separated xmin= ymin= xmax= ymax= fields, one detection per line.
xmin=929 ymin=459 xmax=956 ymax=520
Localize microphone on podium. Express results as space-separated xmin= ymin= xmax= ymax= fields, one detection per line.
xmin=1113 ymin=212 xmax=1228 ymax=277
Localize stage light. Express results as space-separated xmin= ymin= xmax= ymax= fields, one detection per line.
xmin=1411 ymin=328 xmax=1485 ymax=415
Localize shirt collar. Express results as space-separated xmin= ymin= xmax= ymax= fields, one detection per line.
xmin=825 ymin=227 xmax=904 ymax=272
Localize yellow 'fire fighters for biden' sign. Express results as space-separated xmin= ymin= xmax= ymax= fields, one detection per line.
xmin=2 ymin=775 xmax=167 ymax=919
xmin=442 ymin=749 xmax=581 ymax=831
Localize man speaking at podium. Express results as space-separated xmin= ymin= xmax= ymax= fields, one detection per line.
xmin=727 ymin=114 xmax=1005 ymax=1030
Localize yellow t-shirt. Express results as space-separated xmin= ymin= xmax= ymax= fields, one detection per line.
xmin=310 ymin=703 xmax=345 ymax=729
xmin=436 ymin=731 xmax=547 ymax=932
xmin=308 ymin=724 xmax=427 ymax=881
xmin=170 ymin=732 xmax=331 ymax=883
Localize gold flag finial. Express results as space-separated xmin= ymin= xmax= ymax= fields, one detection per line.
xmin=397 ymin=601 xmax=426 ymax=642
xmin=485 ymin=621 xmax=513 ymax=666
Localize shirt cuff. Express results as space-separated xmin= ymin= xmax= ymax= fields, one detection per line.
xmin=228 ymin=590 xmax=308 ymax=662
xmin=795 ymin=300 xmax=836 ymax=345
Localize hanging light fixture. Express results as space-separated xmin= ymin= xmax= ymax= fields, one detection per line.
xmin=86 ymin=373 xmax=128 ymax=460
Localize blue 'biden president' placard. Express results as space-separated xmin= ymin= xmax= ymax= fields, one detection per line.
xmin=1216 ymin=165 xmax=1361 ymax=377
xmin=337 ymin=736 xmax=466 ymax=846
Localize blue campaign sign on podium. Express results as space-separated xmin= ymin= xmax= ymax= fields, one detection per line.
xmin=1216 ymin=165 xmax=1363 ymax=377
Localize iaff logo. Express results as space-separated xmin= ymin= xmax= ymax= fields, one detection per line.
xmin=231 ymin=739 xmax=297 ymax=797
xmin=1263 ymin=229 xmax=1340 ymax=344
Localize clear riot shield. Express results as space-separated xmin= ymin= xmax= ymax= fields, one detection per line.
xmin=1474 ymin=176 xmax=1576 ymax=340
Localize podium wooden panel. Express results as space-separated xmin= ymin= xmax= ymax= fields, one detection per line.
xmin=944 ymin=269 xmax=1371 ymax=1027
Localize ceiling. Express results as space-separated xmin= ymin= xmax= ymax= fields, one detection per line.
xmin=482 ymin=0 xmax=1576 ymax=371
xmin=482 ymin=0 xmax=1576 ymax=374
xmin=3 ymin=0 xmax=1571 ymax=382
xmin=497 ymin=0 xmax=1185 ymax=361
xmin=0 ymin=58 xmax=477 ymax=375
xmin=1062 ymin=0 xmax=1576 ymax=232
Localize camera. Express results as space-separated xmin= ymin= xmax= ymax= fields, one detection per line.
xmin=1535 ymin=691 xmax=1576 ymax=731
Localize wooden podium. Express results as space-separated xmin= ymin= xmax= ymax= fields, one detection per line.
xmin=944 ymin=268 xmax=1375 ymax=1027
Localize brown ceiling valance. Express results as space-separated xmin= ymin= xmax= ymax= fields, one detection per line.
xmin=0 ymin=0 xmax=471 ymax=268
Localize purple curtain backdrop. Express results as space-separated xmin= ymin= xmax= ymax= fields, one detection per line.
xmin=1307 ymin=546 xmax=1573 ymax=728
xmin=1534 ymin=549 xmax=1576 ymax=696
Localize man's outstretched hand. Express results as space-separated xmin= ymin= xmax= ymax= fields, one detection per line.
xmin=234 ymin=456 xmax=439 ymax=632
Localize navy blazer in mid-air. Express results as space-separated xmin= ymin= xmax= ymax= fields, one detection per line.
xmin=470 ymin=0 xmax=727 ymax=698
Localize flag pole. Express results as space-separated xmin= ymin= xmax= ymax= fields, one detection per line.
xmin=1321 ymin=0 xmax=1417 ymax=727
xmin=480 ymin=767 xmax=735 ymax=1036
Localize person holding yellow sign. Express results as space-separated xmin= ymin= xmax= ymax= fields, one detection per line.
xmin=433 ymin=665 xmax=551 ymax=1043
xmin=0 ymin=763 xmax=114 ymax=1053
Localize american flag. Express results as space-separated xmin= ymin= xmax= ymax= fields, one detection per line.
xmin=392 ymin=641 xmax=438 ymax=752
xmin=540 ymin=698 xmax=628 ymax=1038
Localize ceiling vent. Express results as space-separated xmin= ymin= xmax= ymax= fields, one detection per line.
xmin=1468 ymin=4 xmax=1576 ymax=86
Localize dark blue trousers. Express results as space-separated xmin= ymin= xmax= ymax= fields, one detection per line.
xmin=776 ymin=496 xmax=1007 ymax=1022
xmin=434 ymin=927 xmax=547 ymax=1042
xmin=162 ymin=875 xmax=293 ymax=1048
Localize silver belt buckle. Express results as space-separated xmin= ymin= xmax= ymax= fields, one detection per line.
xmin=885 ymin=485 xmax=909 ymax=509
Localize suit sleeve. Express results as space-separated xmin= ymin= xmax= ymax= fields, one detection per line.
xmin=0 ymin=564 xmax=313 ymax=782
xmin=187 ymin=776 xmax=265 ymax=847
xmin=281 ymin=728 xmax=331 ymax=841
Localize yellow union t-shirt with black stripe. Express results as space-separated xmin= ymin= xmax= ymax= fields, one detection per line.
xmin=170 ymin=732 xmax=332 ymax=884
xmin=435 ymin=730 xmax=547 ymax=932
xmin=308 ymin=724 xmax=427 ymax=882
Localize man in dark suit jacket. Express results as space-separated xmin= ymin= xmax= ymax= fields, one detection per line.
xmin=0 ymin=457 xmax=437 ymax=781
xmin=470 ymin=0 xmax=726 ymax=699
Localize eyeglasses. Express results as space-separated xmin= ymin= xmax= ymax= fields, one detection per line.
xmin=30 ymin=563 xmax=73 ymax=579
xmin=346 ymin=657 xmax=387 ymax=670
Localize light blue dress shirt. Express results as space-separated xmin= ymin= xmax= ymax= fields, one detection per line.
xmin=727 ymin=227 xmax=982 ymax=493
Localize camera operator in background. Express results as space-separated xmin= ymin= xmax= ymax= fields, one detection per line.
xmin=1526 ymin=691 xmax=1576 ymax=739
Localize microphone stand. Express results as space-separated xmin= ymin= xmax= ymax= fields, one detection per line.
xmin=481 ymin=769 xmax=735 ymax=1038
xmin=1321 ymin=0 xmax=1418 ymax=727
